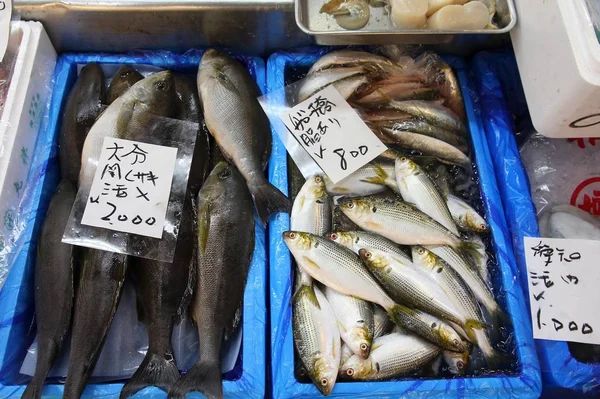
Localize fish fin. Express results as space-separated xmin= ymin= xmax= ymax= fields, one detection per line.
xmin=168 ymin=360 xmax=222 ymax=399
xmin=301 ymin=256 xmax=321 ymax=270
xmin=463 ymin=319 xmax=488 ymax=344
xmin=120 ymin=351 xmax=181 ymax=398
xmin=292 ymin=284 xmax=321 ymax=309
xmin=385 ymin=303 xmax=416 ymax=329
xmin=250 ymin=180 xmax=291 ymax=227
xmin=197 ymin=199 xmax=211 ymax=253
xmin=360 ymin=163 xmax=389 ymax=186
xmin=457 ymin=241 xmax=480 ymax=263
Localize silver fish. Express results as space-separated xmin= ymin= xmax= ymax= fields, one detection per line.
xmin=341 ymin=332 xmax=441 ymax=380
xmin=373 ymin=306 xmax=394 ymax=338
xmin=327 ymin=230 xmax=411 ymax=264
xmin=298 ymin=66 xmax=366 ymax=102
xmin=339 ymin=197 xmax=462 ymax=247
xmin=395 ymin=156 xmax=459 ymax=235
xmin=447 ymin=194 xmax=489 ymax=233
xmin=378 ymin=127 xmax=471 ymax=168
xmin=425 ymin=245 xmax=505 ymax=325
xmin=325 ymin=286 xmax=374 ymax=359
xmin=293 ymin=284 xmax=340 ymax=396
xmin=308 ymin=50 xmax=393 ymax=74
xmin=375 ymin=118 xmax=468 ymax=152
xmin=466 ymin=235 xmax=490 ymax=285
xmin=384 ymin=100 xmax=466 ymax=134
xmin=443 ymin=343 xmax=471 ymax=376
xmin=283 ymin=231 xmax=465 ymax=351
xmin=198 ymin=49 xmax=290 ymax=225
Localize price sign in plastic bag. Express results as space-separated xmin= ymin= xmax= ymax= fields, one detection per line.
xmin=81 ymin=138 xmax=177 ymax=239
xmin=524 ymin=236 xmax=600 ymax=345
xmin=279 ymin=85 xmax=386 ymax=183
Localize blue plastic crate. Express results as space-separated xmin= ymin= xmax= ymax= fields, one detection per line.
xmin=267 ymin=48 xmax=541 ymax=399
xmin=0 ymin=50 xmax=266 ymax=398
xmin=473 ymin=51 xmax=600 ymax=397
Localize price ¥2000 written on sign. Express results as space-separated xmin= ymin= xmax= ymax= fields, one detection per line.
xmin=280 ymin=85 xmax=386 ymax=183
xmin=524 ymin=237 xmax=600 ymax=345
xmin=81 ymin=138 xmax=178 ymax=239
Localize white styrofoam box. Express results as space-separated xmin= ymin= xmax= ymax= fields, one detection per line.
xmin=511 ymin=1 xmax=600 ymax=138
xmin=0 ymin=21 xmax=56 ymax=266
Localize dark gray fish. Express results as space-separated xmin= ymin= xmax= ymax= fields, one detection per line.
xmin=63 ymin=249 xmax=128 ymax=399
xmin=169 ymin=161 xmax=254 ymax=399
xmin=22 ymin=181 xmax=77 ymax=399
xmin=120 ymin=197 xmax=196 ymax=398
xmin=59 ymin=63 xmax=105 ymax=186
xmin=107 ymin=65 xmax=143 ymax=104
xmin=174 ymin=74 xmax=210 ymax=196
xmin=197 ymin=49 xmax=290 ymax=225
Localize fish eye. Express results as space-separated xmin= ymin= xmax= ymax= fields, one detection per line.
xmin=120 ymin=70 xmax=132 ymax=78
xmin=346 ymin=369 xmax=354 ymax=377
xmin=289 ymin=232 xmax=296 ymax=239
xmin=345 ymin=202 xmax=354 ymax=209
xmin=320 ymin=378 xmax=328 ymax=386
xmin=453 ymin=339 xmax=460 ymax=345
xmin=360 ymin=343 xmax=368 ymax=351
xmin=330 ymin=233 xmax=338 ymax=240
xmin=480 ymin=223 xmax=486 ymax=230
xmin=155 ymin=80 xmax=169 ymax=91
xmin=418 ymin=248 xmax=425 ymax=255
xmin=218 ymin=169 xmax=231 ymax=179
xmin=457 ymin=361 xmax=464 ymax=369
xmin=365 ymin=252 xmax=372 ymax=259
xmin=400 ymin=157 xmax=407 ymax=162
xmin=315 ymin=176 xmax=322 ymax=183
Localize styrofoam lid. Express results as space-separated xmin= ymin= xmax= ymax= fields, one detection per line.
xmin=559 ymin=0 xmax=600 ymax=85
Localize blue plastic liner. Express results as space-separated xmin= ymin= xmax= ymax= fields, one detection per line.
xmin=268 ymin=48 xmax=541 ymax=399
xmin=473 ymin=51 xmax=600 ymax=397
xmin=0 ymin=50 xmax=266 ymax=398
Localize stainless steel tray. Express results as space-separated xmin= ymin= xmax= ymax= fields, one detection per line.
xmin=296 ymin=0 xmax=516 ymax=45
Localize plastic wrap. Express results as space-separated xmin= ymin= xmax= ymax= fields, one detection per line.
xmin=473 ymin=51 xmax=600 ymax=396
xmin=268 ymin=47 xmax=540 ymax=398
xmin=0 ymin=50 xmax=266 ymax=398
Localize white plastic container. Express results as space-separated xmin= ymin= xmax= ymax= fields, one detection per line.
xmin=0 ymin=21 xmax=56 ymax=260
xmin=511 ymin=0 xmax=600 ymax=138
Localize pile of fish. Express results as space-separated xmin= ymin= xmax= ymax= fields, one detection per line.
xmin=320 ymin=0 xmax=498 ymax=31
xmin=285 ymin=50 xmax=511 ymax=395
xmin=23 ymin=50 xmax=288 ymax=399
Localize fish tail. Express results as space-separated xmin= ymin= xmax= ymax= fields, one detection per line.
xmin=22 ymin=373 xmax=46 ymax=399
xmin=463 ymin=319 xmax=488 ymax=344
xmin=457 ymin=241 xmax=480 ymax=263
xmin=489 ymin=305 xmax=512 ymax=331
xmin=120 ymin=351 xmax=181 ymax=399
xmin=23 ymin=341 xmax=62 ymax=399
xmin=251 ymin=180 xmax=291 ymax=227
xmin=475 ymin=328 xmax=511 ymax=370
xmin=361 ymin=163 xmax=389 ymax=186
xmin=168 ymin=360 xmax=223 ymax=399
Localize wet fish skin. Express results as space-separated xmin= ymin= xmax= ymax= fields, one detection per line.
xmin=325 ymin=286 xmax=374 ymax=359
xmin=341 ymin=332 xmax=441 ymax=380
xmin=375 ymin=118 xmax=468 ymax=152
xmin=379 ymin=127 xmax=471 ymax=168
xmin=120 ymin=197 xmax=196 ymax=398
xmin=107 ymin=65 xmax=143 ymax=104
xmin=308 ymin=50 xmax=393 ymax=74
xmin=63 ymin=249 xmax=128 ymax=399
xmin=283 ymin=231 xmax=464 ymax=351
xmin=447 ymin=194 xmax=489 ymax=233
xmin=384 ymin=100 xmax=466 ymax=134
xmin=293 ymin=284 xmax=340 ymax=395
xmin=327 ymin=230 xmax=411 ymax=264
xmin=339 ymin=196 xmax=462 ymax=247
xmin=59 ymin=63 xmax=105 ymax=186
xmin=198 ymin=49 xmax=290 ymax=225
xmin=358 ymin=247 xmax=468 ymax=329
xmin=23 ymin=181 xmax=77 ymax=399
xmin=298 ymin=66 xmax=366 ymax=102
xmin=443 ymin=343 xmax=471 ymax=376
xmin=170 ymin=161 xmax=254 ymax=399
xmin=373 ymin=306 xmax=394 ymax=338
xmin=395 ymin=156 xmax=459 ymax=235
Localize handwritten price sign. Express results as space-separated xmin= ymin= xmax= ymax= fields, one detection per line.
xmin=81 ymin=138 xmax=177 ymax=239
xmin=280 ymin=85 xmax=386 ymax=183
xmin=524 ymin=237 xmax=600 ymax=345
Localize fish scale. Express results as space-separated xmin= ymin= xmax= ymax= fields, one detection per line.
xmin=396 ymin=157 xmax=459 ymax=235
xmin=340 ymin=197 xmax=461 ymax=247
xmin=341 ymin=332 xmax=441 ymax=380
xmin=330 ymin=231 xmax=411 ymax=264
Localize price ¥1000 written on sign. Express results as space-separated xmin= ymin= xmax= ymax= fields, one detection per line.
xmin=524 ymin=237 xmax=600 ymax=345
xmin=81 ymin=138 xmax=178 ymax=239
xmin=280 ymin=85 xmax=386 ymax=183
